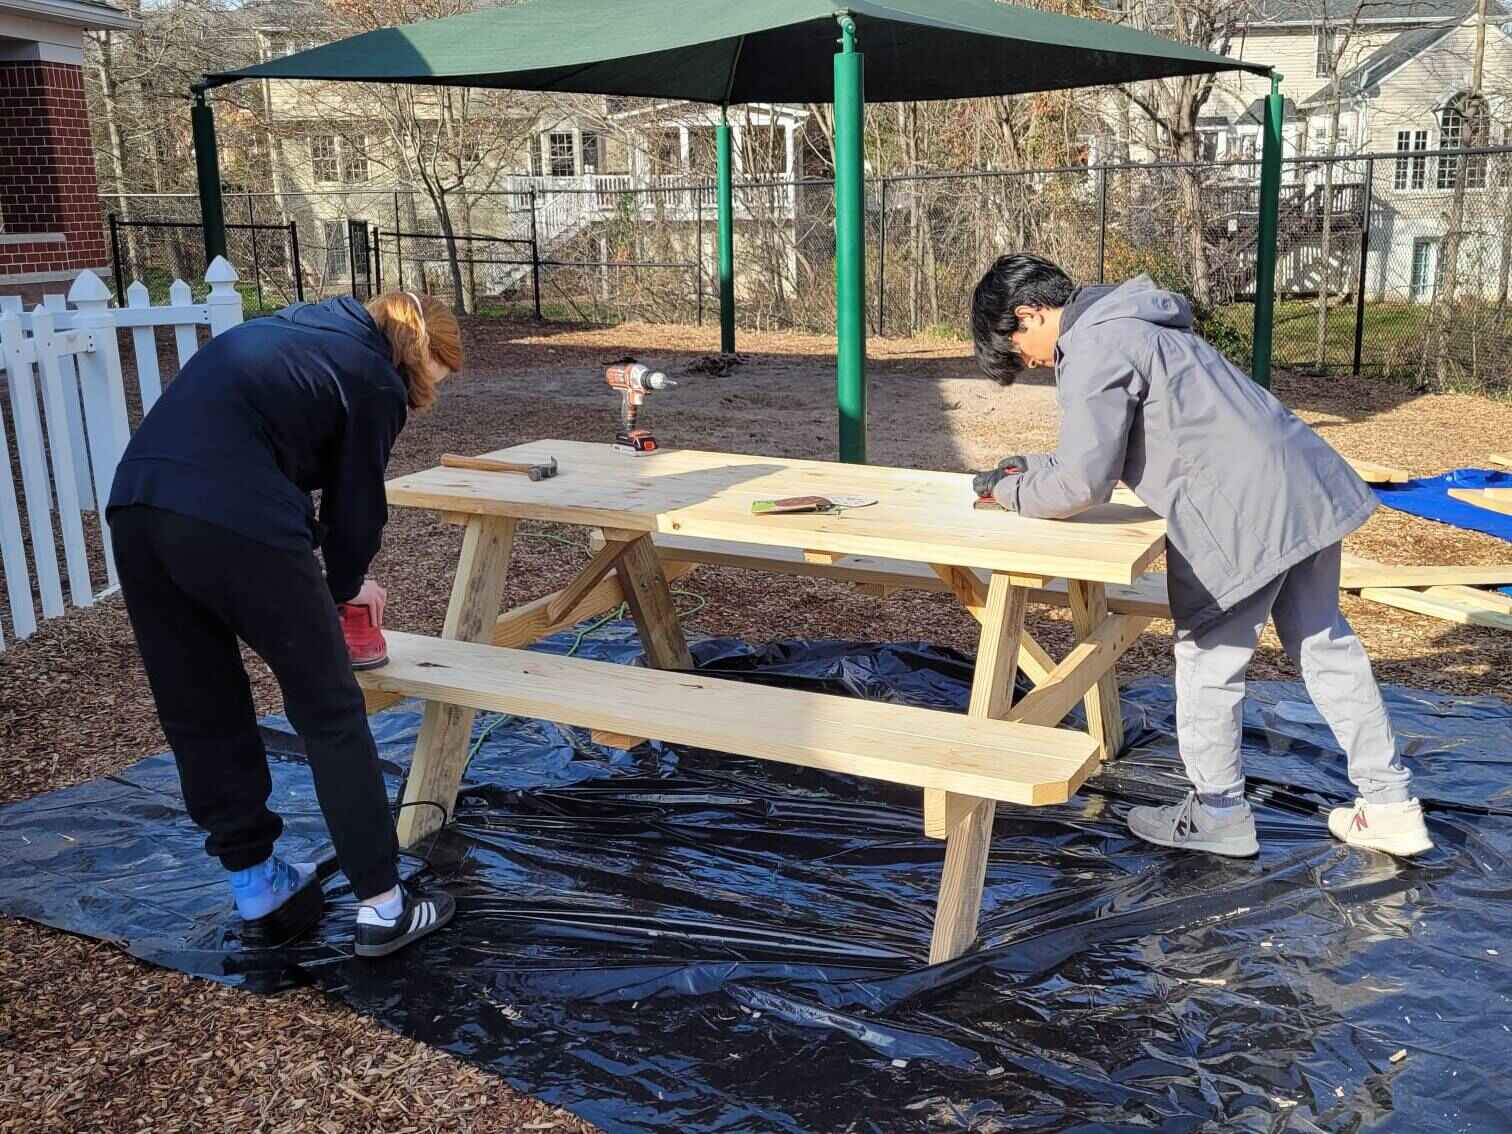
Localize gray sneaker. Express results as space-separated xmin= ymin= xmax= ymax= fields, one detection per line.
xmin=1128 ymin=792 xmax=1260 ymax=858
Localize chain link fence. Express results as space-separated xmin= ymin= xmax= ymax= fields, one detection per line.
xmin=105 ymin=145 xmax=1512 ymax=392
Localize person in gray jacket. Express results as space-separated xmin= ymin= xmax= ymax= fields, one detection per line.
xmin=968 ymin=254 xmax=1432 ymax=859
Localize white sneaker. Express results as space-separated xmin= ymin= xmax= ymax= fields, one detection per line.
xmin=1328 ymin=798 xmax=1433 ymax=857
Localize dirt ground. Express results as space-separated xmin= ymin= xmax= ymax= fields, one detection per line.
xmin=4 ymin=316 xmax=1512 ymax=1133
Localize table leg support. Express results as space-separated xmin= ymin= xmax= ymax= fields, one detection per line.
xmin=927 ymin=573 xmax=1027 ymax=962
xmin=1069 ymin=580 xmax=1126 ymax=761
xmin=618 ymin=534 xmax=694 ymax=670
xmin=397 ymin=515 xmax=516 ymax=847
xmin=929 ymin=797 xmax=997 ymax=964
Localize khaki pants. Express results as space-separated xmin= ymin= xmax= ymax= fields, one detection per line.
xmin=1174 ymin=542 xmax=1413 ymax=804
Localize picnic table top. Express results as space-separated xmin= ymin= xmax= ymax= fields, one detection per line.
xmin=386 ymin=440 xmax=1166 ymax=584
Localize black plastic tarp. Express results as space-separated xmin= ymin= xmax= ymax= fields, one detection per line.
xmin=3 ymin=625 xmax=1511 ymax=1132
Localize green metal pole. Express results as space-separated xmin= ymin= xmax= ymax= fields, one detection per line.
xmin=717 ymin=108 xmax=736 ymax=353
xmin=191 ymin=85 xmax=227 ymax=264
xmin=1250 ymin=74 xmax=1285 ymax=389
xmin=833 ymin=16 xmax=867 ymax=463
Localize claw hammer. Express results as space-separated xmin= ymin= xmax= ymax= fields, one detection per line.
xmin=441 ymin=453 xmax=559 ymax=482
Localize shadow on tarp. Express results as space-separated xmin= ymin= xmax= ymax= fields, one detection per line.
xmin=3 ymin=624 xmax=1512 ymax=1132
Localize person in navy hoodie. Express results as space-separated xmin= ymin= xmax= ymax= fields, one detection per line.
xmin=108 ymin=290 xmax=461 ymax=957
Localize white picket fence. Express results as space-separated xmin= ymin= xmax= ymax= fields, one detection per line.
xmin=0 ymin=257 xmax=245 ymax=651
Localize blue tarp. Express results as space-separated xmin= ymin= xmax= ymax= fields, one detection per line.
xmin=1374 ymin=467 xmax=1512 ymax=543
xmin=1373 ymin=468 xmax=1512 ymax=596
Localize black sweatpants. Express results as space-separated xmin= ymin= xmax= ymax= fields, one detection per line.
xmin=110 ymin=505 xmax=399 ymax=899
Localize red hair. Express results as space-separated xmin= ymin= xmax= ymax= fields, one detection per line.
xmin=364 ymin=291 xmax=463 ymax=411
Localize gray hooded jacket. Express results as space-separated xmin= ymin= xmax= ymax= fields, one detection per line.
xmin=994 ymin=275 xmax=1375 ymax=632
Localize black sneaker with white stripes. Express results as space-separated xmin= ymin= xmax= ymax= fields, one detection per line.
xmin=353 ymin=886 xmax=456 ymax=958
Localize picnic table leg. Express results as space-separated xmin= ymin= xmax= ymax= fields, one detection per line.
xmin=929 ymin=573 xmax=1028 ymax=964
xmin=923 ymin=563 xmax=1049 ymax=838
xmin=616 ymin=533 xmax=694 ymax=670
xmin=1068 ymin=580 xmax=1126 ymax=761
xmin=396 ymin=514 xmax=516 ymax=847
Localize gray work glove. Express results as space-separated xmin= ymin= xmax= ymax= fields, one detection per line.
xmin=972 ymin=456 xmax=1027 ymax=500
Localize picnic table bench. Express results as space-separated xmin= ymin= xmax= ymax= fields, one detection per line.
xmin=357 ymin=440 xmax=1168 ymax=962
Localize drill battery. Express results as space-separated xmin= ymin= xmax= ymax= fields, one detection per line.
xmin=613 ymin=428 xmax=661 ymax=456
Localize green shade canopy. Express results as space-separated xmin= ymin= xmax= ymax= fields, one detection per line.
xmin=205 ymin=0 xmax=1268 ymax=102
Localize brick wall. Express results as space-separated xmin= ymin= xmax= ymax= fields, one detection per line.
xmin=0 ymin=59 xmax=108 ymax=281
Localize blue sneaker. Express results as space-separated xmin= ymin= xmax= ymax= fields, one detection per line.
xmin=228 ymin=856 xmax=323 ymax=948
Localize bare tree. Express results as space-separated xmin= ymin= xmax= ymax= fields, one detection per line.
xmin=1115 ymin=0 xmax=1254 ymax=306
xmin=308 ymin=0 xmax=541 ymax=311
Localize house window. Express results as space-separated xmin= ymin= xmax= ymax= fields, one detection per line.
xmin=1438 ymin=106 xmax=1464 ymax=189
xmin=652 ymin=129 xmax=681 ymax=173
xmin=1394 ymin=129 xmax=1428 ymax=191
xmin=548 ymin=132 xmax=576 ymax=177
xmin=1237 ymin=133 xmax=1257 ymax=161
xmin=581 ymin=132 xmax=601 ymax=174
xmin=1410 ymin=237 xmax=1439 ymax=302
xmin=688 ymin=128 xmax=718 ymax=176
xmin=341 ymin=135 xmax=368 ymax=184
xmin=1437 ymin=97 xmax=1488 ymax=190
xmin=1316 ymin=26 xmax=1337 ymax=77
xmin=324 ymin=220 xmax=348 ymax=278
xmin=310 ymin=135 xmax=339 ymax=184
xmin=1197 ymin=129 xmax=1221 ymax=161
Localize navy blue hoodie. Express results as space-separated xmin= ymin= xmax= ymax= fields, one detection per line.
xmin=108 ymin=297 xmax=408 ymax=603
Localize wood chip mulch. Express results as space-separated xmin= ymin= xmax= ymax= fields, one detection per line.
xmin=3 ymin=316 xmax=1511 ymax=1132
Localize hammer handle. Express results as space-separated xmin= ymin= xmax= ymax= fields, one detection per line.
xmin=441 ymin=453 xmax=535 ymax=475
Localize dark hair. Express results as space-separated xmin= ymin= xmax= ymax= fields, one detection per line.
xmin=970 ymin=253 xmax=1075 ymax=384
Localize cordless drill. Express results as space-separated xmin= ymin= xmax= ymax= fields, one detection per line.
xmin=605 ymin=361 xmax=676 ymax=455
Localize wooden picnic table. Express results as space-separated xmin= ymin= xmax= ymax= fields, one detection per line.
xmin=359 ymin=440 xmax=1167 ymax=962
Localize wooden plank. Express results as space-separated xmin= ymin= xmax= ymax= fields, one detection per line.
xmin=930 ymin=562 xmax=986 ymax=619
xmin=591 ymin=730 xmax=647 ymax=749
xmin=1421 ymin=585 xmax=1512 ymax=615
xmin=396 ymin=515 xmax=516 ymax=847
xmin=919 ymin=577 xmax=1028 ymax=846
xmin=1359 ymin=586 xmax=1512 ymax=631
xmin=1338 ymin=562 xmax=1512 ymax=590
xmin=616 ymin=535 xmax=694 ymax=670
xmin=803 ymin=549 xmax=843 ymax=565
xmin=928 ymin=575 xmax=1026 ymax=962
xmin=358 ymin=631 xmax=1099 ymax=807
xmin=662 ymin=534 xmax=1173 ymax=619
xmin=384 ymin=441 xmax=1167 ymax=585
xmin=1490 ymin=454 xmax=1511 ymax=469
xmin=1069 ymin=581 xmax=1126 ymax=761
xmin=545 ymin=538 xmax=632 ymax=623
xmin=1017 ymin=633 xmax=1057 ymax=686
xmin=1448 ymin=488 xmax=1512 ymax=517
xmin=362 ymin=561 xmax=696 ymax=716
xmin=1346 ymin=458 xmax=1410 ymax=484
xmin=930 ymin=797 xmax=996 ymax=964
xmin=1006 ymin=615 xmax=1151 ymax=732
xmin=968 ymin=577 xmax=1029 ymax=722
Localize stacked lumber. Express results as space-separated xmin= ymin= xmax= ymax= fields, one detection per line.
xmin=1343 ymin=553 xmax=1512 ymax=632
